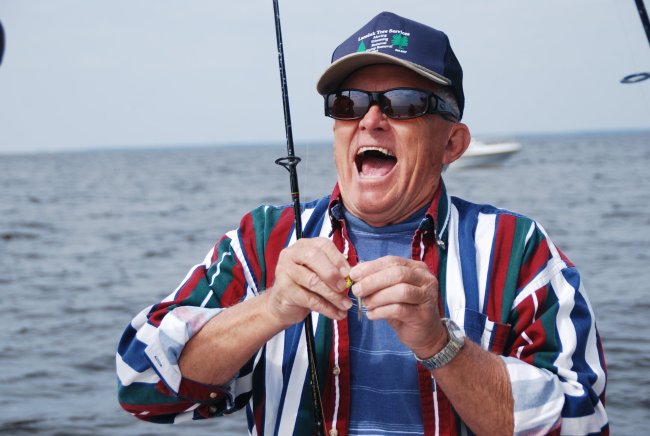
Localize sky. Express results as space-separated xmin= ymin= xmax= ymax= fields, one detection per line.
xmin=0 ymin=0 xmax=649 ymax=154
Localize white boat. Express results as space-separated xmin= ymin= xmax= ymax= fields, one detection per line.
xmin=451 ymin=140 xmax=522 ymax=169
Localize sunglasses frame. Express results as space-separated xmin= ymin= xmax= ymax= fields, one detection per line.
xmin=324 ymin=87 xmax=459 ymax=122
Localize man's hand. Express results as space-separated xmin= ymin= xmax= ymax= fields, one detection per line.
xmin=266 ymin=237 xmax=353 ymax=327
xmin=348 ymin=256 xmax=447 ymax=358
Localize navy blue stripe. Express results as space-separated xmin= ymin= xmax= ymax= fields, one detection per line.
xmin=273 ymin=322 xmax=304 ymax=434
xmin=562 ymin=390 xmax=601 ymax=417
xmin=452 ymin=199 xmax=481 ymax=319
xmin=462 ymin=309 xmax=487 ymax=345
xmin=246 ymin=405 xmax=254 ymax=434
xmin=118 ymin=328 xmax=151 ymax=372
xmin=562 ymin=267 xmax=601 ymax=418
xmin=302 ymin=197 xmax=329 ymax=238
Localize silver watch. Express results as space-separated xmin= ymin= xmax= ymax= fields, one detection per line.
xmin=415 ymin=318 xmax=465 ymax=370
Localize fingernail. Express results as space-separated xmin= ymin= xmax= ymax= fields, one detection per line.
xmin=337 ymin=279 xmax=347 ymax=291
xmin=342 ymin=299 xmax=353 ymax=309
xmin=340 ymin=267 xmax=350 ymax=277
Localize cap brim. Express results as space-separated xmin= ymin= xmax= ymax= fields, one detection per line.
xmin=316 ymin=51 xmax=451 ymax=94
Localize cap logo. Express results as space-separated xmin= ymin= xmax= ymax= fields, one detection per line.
xmin=391 ymin=34 xmax=409 ymax=51
xmin=355 ymin=28 xmax=411 ymax=54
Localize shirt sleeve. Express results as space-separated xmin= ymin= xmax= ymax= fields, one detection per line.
xmin=505 ymin=224 xmax=608 ymax=435
xmin=115 ymin=226 xmax=260 ymax=423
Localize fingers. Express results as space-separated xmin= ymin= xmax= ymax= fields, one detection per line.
xmin=347 ymin=256 xmax=438 ymax=324
xmin=349 ymin=257 xmax=434 ymax=303
xmin=343 ymin=255 xmax=445 ymax=355
xmin=285 ymin=263 xmax=353 ymax=313
xmin=364 ymin=300 xmax=426 ymax=321
xmin=346 ymin=256 xmax=443 ymax=353
xmin=271 ymin=238 xmax=352 ymax=323
xmin=291 ymin=284 xmax=350 ymax=320
xmin=288 ymin=238 xmax=350 ymax=290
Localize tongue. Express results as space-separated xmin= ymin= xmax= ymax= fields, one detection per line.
xmin=361 ymin=155 xmax=396 ymax=177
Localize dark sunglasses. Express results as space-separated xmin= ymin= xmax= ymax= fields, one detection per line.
xmin=324 ymin=87 xmax=459 ymax=122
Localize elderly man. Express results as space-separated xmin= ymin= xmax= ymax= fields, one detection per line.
xmin=117 ymin=12 xmax=608 ymax=435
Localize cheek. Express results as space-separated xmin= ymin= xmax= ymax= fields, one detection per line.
xmin=333 ymin=120 xmax=356 ymax=139
xmin=332 ymin=122 xmax=357 ymax=167
xmin=398 ymin=124 xmax=438 ymax=161
xmin=332 ymin=138 xmax=350 ymax=175
xmin=408 ymin=140 xmax=445 ymax=176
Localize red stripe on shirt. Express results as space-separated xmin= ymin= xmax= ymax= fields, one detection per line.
xmin=238 ymin=213 xmax=263 ymax=290
xmin=147 ymin=265 xmax=207 ymax=327
xmin=263 ymin=207 xmax=295 ymax=289
xmin=511 ymin=285 xmax=550 ymax=363
xmin=517 ymin=238 xmax=551 ymax=290
xmin=487 ymin=214 xmax=517 ymax=323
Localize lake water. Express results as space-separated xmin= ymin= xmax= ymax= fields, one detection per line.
xmin=1 ymin=131 xmax=649 ymax=434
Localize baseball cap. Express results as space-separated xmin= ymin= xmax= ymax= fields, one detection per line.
xmin=316 ymin=11 xmax=465 ymax=119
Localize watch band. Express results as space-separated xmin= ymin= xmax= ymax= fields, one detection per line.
xmin=415 ymin=318 xmax=465 ymax=370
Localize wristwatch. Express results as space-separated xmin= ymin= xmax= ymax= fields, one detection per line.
xmin=415 ymin=318 xmax=465 ymax=370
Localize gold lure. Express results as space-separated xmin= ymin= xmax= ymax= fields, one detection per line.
xmin=345 ymin=277 xmax=363 ymax=321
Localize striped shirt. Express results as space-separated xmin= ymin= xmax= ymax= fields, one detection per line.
xmin=116 ymin=181 xmax=608 ymax=435
xmin=344 ymin=206 xmax=425 ymax=435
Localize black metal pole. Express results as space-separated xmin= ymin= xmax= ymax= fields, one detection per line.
xmin=622 ymin=0 xmax=650 ymax=83
xmin=271 ymin=1 xmax=326 ymax=435
xmin=635 ymin=0 xmax=650 ymax=48
xmin=0 ymin=19 xmax=5 ymax=66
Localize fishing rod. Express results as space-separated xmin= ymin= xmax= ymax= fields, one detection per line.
xmin=0 ymin=19 xmax=5 ymax=66
xmin=621 ymin=0 xmax=650 ymax=83
xmin=271 ymin=1 xmax=327 ymax=435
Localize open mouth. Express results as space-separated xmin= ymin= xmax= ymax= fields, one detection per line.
xmin=355 ymin=147 xmax=397 ymax=178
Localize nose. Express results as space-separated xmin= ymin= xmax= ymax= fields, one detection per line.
xmin=359 ymin=104 xmax=387 ymax=130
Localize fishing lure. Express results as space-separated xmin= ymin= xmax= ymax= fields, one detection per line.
xmin=345 ymin=277 xmax=363 ymax=321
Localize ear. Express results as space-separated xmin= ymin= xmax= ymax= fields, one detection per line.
xmin=442 ymin=122 xmax=471 ymax=165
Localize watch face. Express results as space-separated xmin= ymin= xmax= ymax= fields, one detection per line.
xmin=443 ymin=319 xmax=465 ymax=353
xmin=448 ymin=320 xmax=464 ymax=341
xmin=415 ymin=319 xmax=465 ymax=370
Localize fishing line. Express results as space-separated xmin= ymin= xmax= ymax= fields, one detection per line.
xmin=271 ymin=1 xmax=327 ymax=435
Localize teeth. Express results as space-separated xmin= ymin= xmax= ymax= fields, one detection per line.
xmin=357 ymin=146 xmax=395 ymax=157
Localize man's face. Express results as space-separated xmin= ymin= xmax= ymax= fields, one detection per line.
xmin=332 ymin=64 xmax=465 ymax=226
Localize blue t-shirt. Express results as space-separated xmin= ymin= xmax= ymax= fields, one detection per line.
xmin=344 ymin=206 xmax=427 ymax=435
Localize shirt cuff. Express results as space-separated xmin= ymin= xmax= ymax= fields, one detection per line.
xmin=502 ymin=356 xmax=563 ymax=435
xmin=145 ymin=306 xmax=224 ymax=396
xmin=155 ymin=376 xmax=233 ymax=403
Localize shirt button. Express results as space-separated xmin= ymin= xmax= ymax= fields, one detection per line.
xmin=332 ymin=366 xmax=340 ymax=376
xmin=329 ymin=429 xmax=338 ymax=436
xmin=209 ymin=392 xmax=218 ymax=399
xmin=209 ymin=406 xmax=217 ymax=414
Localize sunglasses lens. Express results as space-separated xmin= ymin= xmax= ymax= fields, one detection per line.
xmin=326 ymin=89 xmax=434 ymax=120
xmin=327 ymin=91 xmax=369 ymax=119
xmin=382 ymin=89 xmax=429 ymax=119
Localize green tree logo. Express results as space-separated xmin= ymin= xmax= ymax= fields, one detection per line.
xmin=392 ymin=34 xmax=409 ymax=50
xmin=357 ymin=41 xmax=366 ymax=52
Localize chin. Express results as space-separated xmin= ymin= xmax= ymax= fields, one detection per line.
xmin=352 ymin=199 xmax=395 ymax=223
